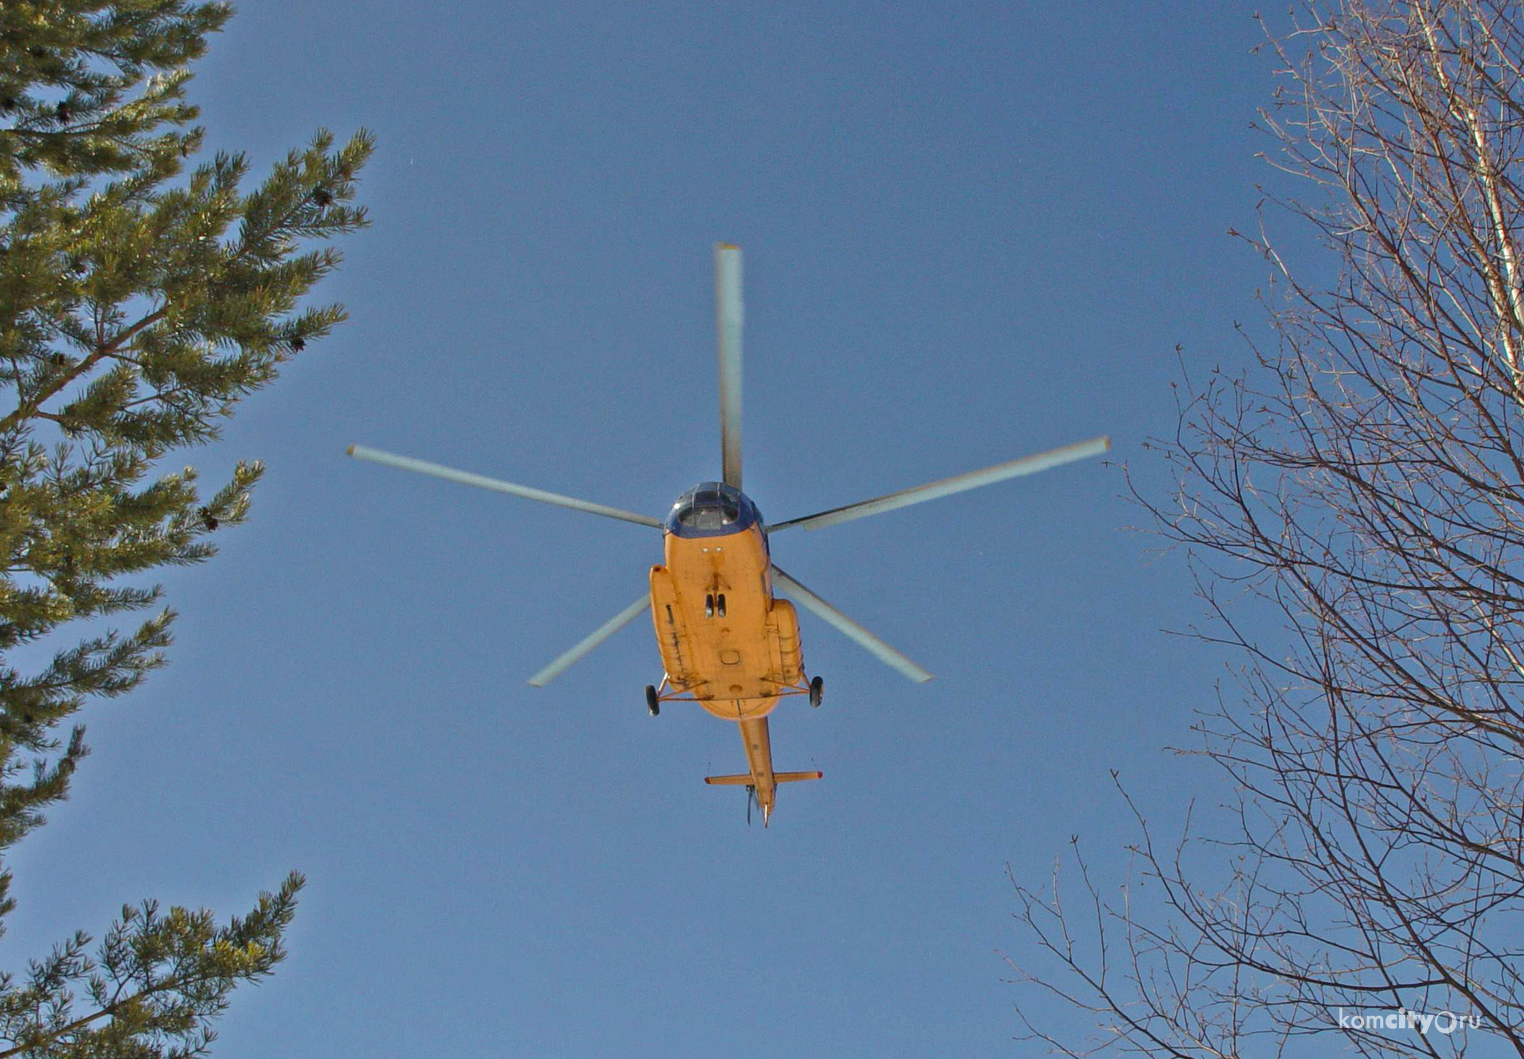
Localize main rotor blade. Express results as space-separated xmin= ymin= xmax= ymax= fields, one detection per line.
xmin=771 ymin=565 xmax=933 ymax=683
xmin=715 ymin=243 xmax=744 ymax=490
xmin=528 ymin=592 xmax=653 ymax=687
xmin=348 ymin=445 xmax=662 ymax=528
xmin=769 ymin=435 xmax=1110 ymax=533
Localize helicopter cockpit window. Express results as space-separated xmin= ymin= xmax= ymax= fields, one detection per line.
xmin=677 ymin=490 xmax=741 ymax=530
xmin=667 ymin=483 xmax=758 ymax=536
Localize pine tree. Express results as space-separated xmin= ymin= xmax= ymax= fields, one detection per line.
xmin=0 ymin=2 xmax=371 ymax=1053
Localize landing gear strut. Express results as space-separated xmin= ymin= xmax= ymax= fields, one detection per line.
xmin=645 ymin=685 xmax=660 ymax=716
xmin=809 ymin=675 xmax=824 ymax=708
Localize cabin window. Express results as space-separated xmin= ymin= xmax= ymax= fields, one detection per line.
xmin=676 ymin=490 xmax=741 ymax=530
xmin=665 ymin=482 xmax=761 ymax=537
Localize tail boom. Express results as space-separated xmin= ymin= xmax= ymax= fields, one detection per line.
xmin=704 ymin=718 xmax=822 ymax=824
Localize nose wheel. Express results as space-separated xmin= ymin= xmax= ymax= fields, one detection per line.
xmin=809 ymin=675 xmax=823 ymax=708
xmin=645 ymin=685 xmax=660 ymax=716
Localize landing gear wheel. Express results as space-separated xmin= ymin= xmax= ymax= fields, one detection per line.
xmin=809 ymin=675 xmax=824 ymax=708
xmin=645 ymin=685 xmax=660 ymax=716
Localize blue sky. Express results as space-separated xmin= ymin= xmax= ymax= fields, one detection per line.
xmin=4 ymin=3 xmax=1305 ymax=1055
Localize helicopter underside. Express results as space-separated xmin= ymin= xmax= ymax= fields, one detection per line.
xmin=648 ymin=522 xmax=805 ymax=721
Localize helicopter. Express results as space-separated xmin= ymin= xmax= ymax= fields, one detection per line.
xmin=349 ymin=244 xmax=1107 ymax=825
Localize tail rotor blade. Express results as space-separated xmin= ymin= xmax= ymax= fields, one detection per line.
xmin=348 ymin=445 xmax=662 ymax=528
xmin=769 ymin=435 xmax=1109 ymax=533
xmin=771 ymin=565 xmax=933 ymax=683
xmin=715 ymin=243 xmax=744 ymax=489
xmin=528 ymin=593 xmax=653 ymax=687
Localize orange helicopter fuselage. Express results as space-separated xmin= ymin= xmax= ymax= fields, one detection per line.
xmin=647 ymin=482 xmax=811 ymax=817
xmin=649 ymin=523 xmax=803 ymax=720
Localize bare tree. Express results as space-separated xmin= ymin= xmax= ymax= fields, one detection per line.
xmin=1009 ymin=3 xmax=1524 ymax=1056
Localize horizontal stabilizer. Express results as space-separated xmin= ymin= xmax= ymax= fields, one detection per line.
xmin=704 ymin=771 xmax=823 ymax=785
